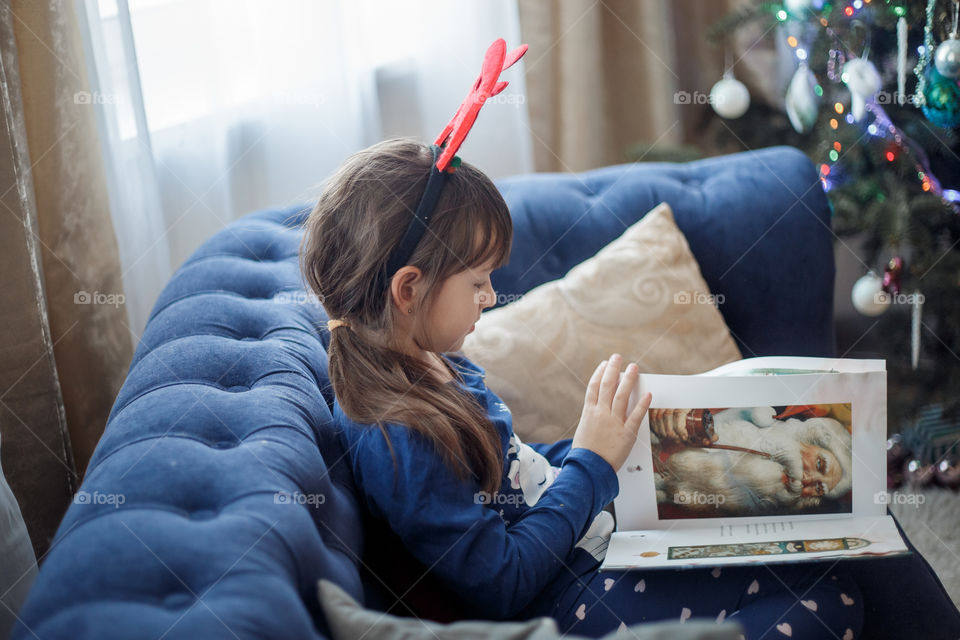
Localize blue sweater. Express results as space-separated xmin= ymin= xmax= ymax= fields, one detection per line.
xmin=335 ymin=353 xmax=619 ymax=619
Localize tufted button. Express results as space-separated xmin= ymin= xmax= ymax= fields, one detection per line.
xmin=190 ymin=509 xmax=218 ymax=521
xmin=240 ymin=337 xmax=259 ymax=342
xmin=211 ymin=440 xmax=239 ymax=450
xmin=225 ymin=385 xmax=249 ymax=393
xmin=163 ymin=592 xmax=194 ymax=609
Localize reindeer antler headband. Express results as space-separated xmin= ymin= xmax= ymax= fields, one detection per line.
xmin=381 ymin=38 xmax=527 ymax=291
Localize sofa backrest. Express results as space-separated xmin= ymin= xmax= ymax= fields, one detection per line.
xmin=494 ymin=145 xmax=835 ymax=358
xmin=16 ymin=208 xmax=347 ymax=639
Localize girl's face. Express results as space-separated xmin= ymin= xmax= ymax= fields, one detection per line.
xmin=423 ymin=258 xmax=498 ymax=353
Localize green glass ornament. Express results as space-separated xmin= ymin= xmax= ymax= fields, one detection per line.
xmin=920 ymin=67 xmax=960 ymax=128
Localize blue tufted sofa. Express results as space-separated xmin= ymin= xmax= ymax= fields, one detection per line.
xmin=13 ymin=146 xmax=960 ymax=639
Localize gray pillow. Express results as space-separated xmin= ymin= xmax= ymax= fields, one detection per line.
xmin=0 ymin=430 xmax=37 ymax=638
xmin=318 ymin=579 xmax=743 ymax=640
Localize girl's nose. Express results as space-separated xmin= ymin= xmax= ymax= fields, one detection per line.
xmin=480 ymin=284 xmax=496 ymax=308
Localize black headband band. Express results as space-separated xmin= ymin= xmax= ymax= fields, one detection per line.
xmin=381 ymin=144 xmax=451 ymax=288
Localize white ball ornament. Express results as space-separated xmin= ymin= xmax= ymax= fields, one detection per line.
xmin=710 ymin=74 xmax=750 ymax=119
xmin=842 ymin=57 xmax=882 ymax=122
xmin=851 ymin=272 xmax=891 ymax=317
xmin=785 ymin=63 xmax=820 ymax=133
xmin=784 ymin=0 xmax=814 ymax=16
xmin=934 ymin=34 xmax=960 ymax=79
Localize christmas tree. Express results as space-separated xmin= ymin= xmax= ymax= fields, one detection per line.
xmin=704 ymin=0 xmax=960 ymax=434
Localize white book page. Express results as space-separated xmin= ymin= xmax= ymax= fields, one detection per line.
xmin=601 ymin=515 xmax=909 ymax=570
xmin=699 ymin=356 xmax=886 ymax=377
xmin=618 ymin=369 xmax=887 ymax=532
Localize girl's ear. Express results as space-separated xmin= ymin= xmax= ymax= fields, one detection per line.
xmin=389 ymin=266 xmax=424 ymax=313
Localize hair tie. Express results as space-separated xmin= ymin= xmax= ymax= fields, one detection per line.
xmin=327 ymin=318 xmax=350 ymax=331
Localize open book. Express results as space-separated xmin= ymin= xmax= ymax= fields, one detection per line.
xmin=601 ymin=356 xmax=910 ymax=571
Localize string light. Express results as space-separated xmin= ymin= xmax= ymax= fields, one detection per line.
xmin=772 ymin=0 xmax=958 ymax=207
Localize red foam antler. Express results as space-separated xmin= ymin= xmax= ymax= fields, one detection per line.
xmin=433 ymin=39 xmax=528 ymax=172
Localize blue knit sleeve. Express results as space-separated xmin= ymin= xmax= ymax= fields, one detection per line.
xmin=345 ymin=424 xmax=618 ymax=619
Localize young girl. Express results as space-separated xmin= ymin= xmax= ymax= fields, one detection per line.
xmin=300 ymin=138 xmax=864 ymax=639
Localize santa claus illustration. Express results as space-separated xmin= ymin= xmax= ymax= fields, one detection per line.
xmin=650 ymin=406 xmax=853 ymax=517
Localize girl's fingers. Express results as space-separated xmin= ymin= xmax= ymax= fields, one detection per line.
xmin=626 ymin=391 xmax=653 ymax=434
xmin=585 ymin=359 xmax=606 ymax=405
xmin=612 ymin=362 xmax=638 ymax=418
xmin=598 ymin=353 xmax=621 ymax=406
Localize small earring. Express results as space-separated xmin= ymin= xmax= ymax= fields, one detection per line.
xmin=407 ymin=308 xmax=413 ymax=314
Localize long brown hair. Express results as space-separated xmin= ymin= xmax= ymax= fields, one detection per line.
xmin=300 ymin=138 xmax=513 ymax=494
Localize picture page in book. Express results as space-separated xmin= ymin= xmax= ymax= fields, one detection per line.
xmin=642 ymin=403 xmax=854 ymax=520
xmin=617 ymin=358 xmax=887 ymax=532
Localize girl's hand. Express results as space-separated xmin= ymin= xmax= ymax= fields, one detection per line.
xmin=571 ymin=354 xmax=652 ymax=472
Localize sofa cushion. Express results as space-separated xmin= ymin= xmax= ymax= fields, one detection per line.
xmin=462 ymin=203 xmax=741 ymax=444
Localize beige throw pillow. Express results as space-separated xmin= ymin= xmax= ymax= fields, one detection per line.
xmin=461 ymin=202 xmax=742 ymax=444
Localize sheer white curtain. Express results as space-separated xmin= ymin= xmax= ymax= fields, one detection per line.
xmin=76 ymin=0 xmax=532 ymax=338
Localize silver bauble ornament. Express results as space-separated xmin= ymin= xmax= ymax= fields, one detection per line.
xmin=934 ymin=34 xmax=960 ymax=79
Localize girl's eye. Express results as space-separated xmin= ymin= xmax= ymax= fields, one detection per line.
xmin=474 ymin=282 xmax=485 ymax=288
